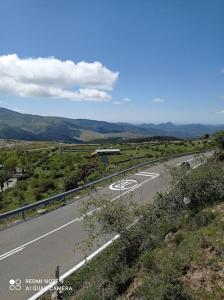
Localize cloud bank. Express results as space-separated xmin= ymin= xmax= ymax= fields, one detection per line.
xmin=0 ymin=54 xmax=119 ymax=101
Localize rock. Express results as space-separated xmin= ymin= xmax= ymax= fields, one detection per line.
xmin=37 ymin=209 xmax=46 ymax=215
xmin=164 ymin=232 xmax=175 ymax=243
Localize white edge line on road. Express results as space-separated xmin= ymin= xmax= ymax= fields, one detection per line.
xmin=27 ymin=234 xmax=121 ymax=300
xmin=193 ymin=163 xmax=203 ymax=169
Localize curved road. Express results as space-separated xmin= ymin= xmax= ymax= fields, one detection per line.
xmin=0 ymin=153 xmax=210 ymax=300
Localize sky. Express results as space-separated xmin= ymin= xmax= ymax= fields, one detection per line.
xmin=0 ymin=0 xmax=224 ymax=124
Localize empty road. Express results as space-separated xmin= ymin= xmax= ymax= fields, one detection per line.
xmin=0 ymin=153 xmax=210 ymax=300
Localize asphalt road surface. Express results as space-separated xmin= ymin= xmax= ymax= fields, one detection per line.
xmin=0 ymin=153 xmax=211 ymax=300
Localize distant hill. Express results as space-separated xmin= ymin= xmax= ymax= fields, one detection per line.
xmin=0 ymin=107 xmax=223 ymax=142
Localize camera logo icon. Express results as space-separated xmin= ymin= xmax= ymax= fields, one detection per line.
xmin=9 ymin=279 xmax=22 ymax=291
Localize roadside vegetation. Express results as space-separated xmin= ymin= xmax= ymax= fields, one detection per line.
xmin=0 ymin=137 xmax=215 ymax=213
xmin=40 ymin=136 xmax=224 ymax=300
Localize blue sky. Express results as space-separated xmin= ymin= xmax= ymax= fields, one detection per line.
xmin=0 ymin=0 xmax=224 ymax=124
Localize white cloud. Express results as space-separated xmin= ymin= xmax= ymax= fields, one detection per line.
xmin=123 ymin=97 xmax=132 ymax=102
xmin=112 ymin=101 xmax=123 ymax=105
xmin=216 ymin=110 xmax=224 ymax=113
xmin=151 ymin=97 xmax=165 ymax=103
xmin=0 ymin=54 xmax=119 ymax=102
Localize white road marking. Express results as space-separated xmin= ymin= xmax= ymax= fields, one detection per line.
xmin=137 ymin=171 xmax=158 ymax=175
xmin=135 ymin=172 xmax=159 ymax=177
xmin=0 ymin=246 xmax=25 ymax=261
xmin=78 ymin=175 xmax=160 ymax=221
xmin=109 ymin=179 xmax=138 ymax=191
xmin=0 ymin=216 xmax=82 ymax=260
xmin=0 ymin=173 xmax=160 ymax=261
xmin=0 ymin=246 xmax=25 ymax=259
xmin=193 ymin=163 xmax=203 ymax=169
xmin=28 ymin=233 xmax=121 ymax=300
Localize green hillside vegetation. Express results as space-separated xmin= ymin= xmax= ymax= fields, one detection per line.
xmin=41 ymin=149 xmax=224 ymax=300
xmin=0 ymin=139 xmax=214 ymax=214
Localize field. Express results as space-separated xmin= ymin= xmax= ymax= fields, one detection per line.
xmin=0 ymin=138 xmax=216 ymax=214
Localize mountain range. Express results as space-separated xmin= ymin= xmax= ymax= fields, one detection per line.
xmin=0 ymin=107 xmax=223 ymax=142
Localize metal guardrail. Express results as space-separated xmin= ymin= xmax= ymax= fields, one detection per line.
xmin=0 ymin=150 xmax=212 ymax=222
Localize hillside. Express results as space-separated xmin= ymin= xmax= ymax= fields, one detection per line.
xmin=0 ymin=107 xmax=223 ymax=142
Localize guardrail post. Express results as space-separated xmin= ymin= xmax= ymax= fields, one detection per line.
xmin=55 ymin=265 xmax=62 ymax=299
xmin=22 ymin=210 xmax=25 ymax=220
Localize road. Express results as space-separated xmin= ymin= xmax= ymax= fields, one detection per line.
xmin=0 ymin=153 xmax=210 ymax=300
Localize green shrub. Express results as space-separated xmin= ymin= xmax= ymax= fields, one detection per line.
xmin=78 ymin=286 xmax=101 ymax=300
xmin=32 ymin=188 xmax=42 ymax=200
xmin=31 ymin=178 xmax=40 ymax=188
xmin=52 ymin=172 xmax=63 ymax=179
xmin=113 ymin=268 xmax=134 ymax=295
xmin=175 ymin=232 xmax=184 ymax=245
xmin=141 ymin=252 xmax=159 ymax=272
xmin=17 ymin=181 xmax=28 ymax=191
xmin=162 ymin=281 xmax=191 ymax=300
xmin=171 ymin=161 xmax=224 ymax=210
xmin=191 ymin=211 xmax=215 ymax=229
xmin=40 ymin=178 xmax=55 ymax=192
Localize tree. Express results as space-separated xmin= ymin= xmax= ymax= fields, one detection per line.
xmin=4 ymin=156 xmax=18 ymax=176
xmin=79 ymin=191 xmax=142 ymax=253
xmin=64 ymin=161 xmax=101 ymax=191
